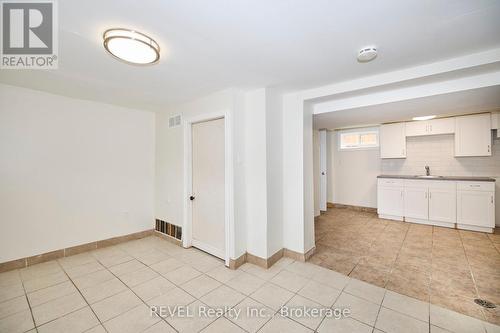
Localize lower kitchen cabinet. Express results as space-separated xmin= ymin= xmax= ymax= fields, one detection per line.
xmin=428 ymin=184 xmax=457 ymax=223
xmin=457 ymin=182 xmax=495 ymax=233
xmin=403 ymin=180 xmax=456 ymax=228
xmin=377 ymin=177 xmax=494 ymax=232
xmin=377 ymin=179 xmax=404 ymax=220
xmin=404 ymin=184 xmax=428 ymax=220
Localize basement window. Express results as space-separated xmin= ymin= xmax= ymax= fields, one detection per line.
xmin=338 ymin=127 xmax=379 ymax=150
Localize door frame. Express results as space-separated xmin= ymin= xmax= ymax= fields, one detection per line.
xmin=183 ymin=110 xmax=233 ymax=267
xmin=319 ymin=129 xmax=327 ymax=211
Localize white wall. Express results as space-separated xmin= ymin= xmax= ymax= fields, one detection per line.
xmin=155 ymin=87 xmax=287 ymax=260
xmin=327 ymin=129 xmax=381 ymax=208
xmin=282 ymin=93 xmax=305 ymax=253
xmin=265 ymin=88 xmax=284 ymax=257
xmin=244 ymin=89 xmax=268 ymax=258
xmin=313 ymin=130 xmax=320 ymax=216
xmin=0 ymin=84 xmax=155 ymax=263
xmin=155 ymin=89 xmax=248 ymax=260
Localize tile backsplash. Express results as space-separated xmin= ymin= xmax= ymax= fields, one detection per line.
xmin=381 ymin=134 xmax=500 ymax=177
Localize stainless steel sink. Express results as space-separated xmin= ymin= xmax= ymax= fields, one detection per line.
xmin=414 ymin=175 xmax=444 ymax=179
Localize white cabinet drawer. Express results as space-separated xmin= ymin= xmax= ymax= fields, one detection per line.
xmin=428 ymin=181 xmax=456 ymax=191
xmin=457 ymin=181 xmax=495 ymax=192
xmin=378 ymin=178 xmax=404 ymax=187
xmin=404 ymin=179 xmax=429 ymax=188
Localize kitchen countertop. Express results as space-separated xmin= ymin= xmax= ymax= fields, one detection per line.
xmin=378 ymin=175 xmax=496 ymax=182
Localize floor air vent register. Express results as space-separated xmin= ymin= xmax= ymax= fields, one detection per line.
xmin=155 ymin=219 xmax=182 ymax=240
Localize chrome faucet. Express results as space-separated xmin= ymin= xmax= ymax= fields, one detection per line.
xmin=425 ymin=166 xmax=430 ymax=176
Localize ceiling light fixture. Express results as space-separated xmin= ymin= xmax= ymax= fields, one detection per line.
xmin=357 ymin=46 xmax=377 ymax=62
xmin=103 ymin=28 xmax=160 ymax=65
xmin=412 ymin=115 xmax=436 ymax=121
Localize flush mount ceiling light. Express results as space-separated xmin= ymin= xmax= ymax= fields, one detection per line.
xmin=357 ymin=46 xmax=377 ymax=62
xmin=103 ymin=28 xmax=160 ymax=65
xmin=412 ymin=115 xmax=436 ymax=121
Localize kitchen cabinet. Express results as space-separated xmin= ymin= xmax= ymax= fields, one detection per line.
xmin=428 ymin=182 xmax=457 ymax=223
xmin=377 ymin=178 xmax=404 ymax=219
xmin=380 ymin=123 xmax=406 ymax=158
xmin=455 ymin=113 xmax=492 ymax=157
xmin=378 ymin=177 xmax=493 ymax=231
xmin=402 ymin=180 xmax=456 ymax=226
xmin=492 ymin=112 xmax=499 ymax=130
xmin=405 ymin=118 xmax=454 ymax=137
xmin=457 ymin=181 xmax=495 ymax=233
xmin=492 ymin=113 xmax=500 ymax=138
xmin=404 ymin=182 xmax=428 ymax=219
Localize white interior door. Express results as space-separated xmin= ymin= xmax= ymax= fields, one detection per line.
xmin=319 ymin=130 xmax=327 ymax=211
xmin=191 ymin=118 xmax=225 ymax=259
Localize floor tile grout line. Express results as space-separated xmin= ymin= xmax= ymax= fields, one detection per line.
xmin=457 ymin=231 xmax=489 ymax=327
xmin=91 ymin=255 xmax=179 ymax=333
xmin=54 ymin=260 xmax=110 ymax=333
xmin=315 ymin=208 xmax=499 ymax=329
xmin=429 ymin=226 xmax=434 ymax=333
xmin=18 ymin=269 xmax=38 ymax=333
xmin=383 ymin=222 xmax=411 ymax=291
xmin=4 ymin=233 xmax=498 ymax=331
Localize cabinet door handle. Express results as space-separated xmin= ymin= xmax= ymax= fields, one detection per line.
xmin=488 ymin=145 xmax=490 ymax=153
xmin=492 ymin=196 xmax=494 ymax=204
xmin=429 ymin=192 xmax=432 ymax=199
xmin=425 ymin=192 xmax=427 ymax=199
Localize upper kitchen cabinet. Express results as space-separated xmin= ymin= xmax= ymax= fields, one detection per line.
xmin=405 ymin=118 xmax=455 ymax=137
xmin=492 ymin=112 xmax=500 ymax=138
xmin=455 ymin=113 xmax=492 ymax=157
xmin=380 ymin=123 xmax=406 ymax=158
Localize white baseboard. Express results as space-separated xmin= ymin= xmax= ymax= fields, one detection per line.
xmin=378 ymin=214 xmax=404 ymax=221
xmin=404 ymin=217 xmax=454 ymax=228
xmin=457 ymin=224 xmax=493 ymax=234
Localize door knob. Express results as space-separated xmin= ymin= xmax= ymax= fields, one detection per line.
xmin=189 ymin=195 xmax=195 ymax=201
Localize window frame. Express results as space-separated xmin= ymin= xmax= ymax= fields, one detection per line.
xmin=338 ymin=127 xmax=379 ymax=151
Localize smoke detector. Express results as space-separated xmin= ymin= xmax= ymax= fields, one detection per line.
xmin=357 ymin=47 xmax=377 ymax=62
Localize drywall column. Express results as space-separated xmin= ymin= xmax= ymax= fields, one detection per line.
xmin=281 ymin=93 xmax=315 ymax=255
xmin=313 ymin=130 xmax=320 ymax=217
xmin=303 ymin=103 xmax=316 ymax=253
xmin=265 ymin=88 xmax=284 ymax=257
xmin=244 ymin=88 xmax=269 ymax=259
xmin=282 ymin=93 xmax=305 ymax=253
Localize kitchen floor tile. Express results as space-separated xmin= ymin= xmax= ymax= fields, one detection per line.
xmin=181 ymin=274 xmax=221 ymax=298
xmin=37 ymin=306 xmax=99 ymax=333
xmin=225 ymin=297 xmax=273 ymax=333
xmin=31 ymin=292 xmax=87 ymax=326
xmin=250 ymin=282 xmax=294 ymax=311
xmin=27 ymin=281 xmax=77 ymax=307
xmin=333 ymin=292 xmax=380 ymax=326
xmin=103 ymin=304 xmax=161 ymax=333
xmin=131 ymin=276 xmax=175 ymax=301
xmin=375 ymin=307 xmax=428 ymax=333
xmin=90 ymin=290 xmax=142 ymax=322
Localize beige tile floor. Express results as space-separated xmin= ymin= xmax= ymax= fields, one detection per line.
xmin=310 ymin=206 xmax=500 ymax=327
xmin=0 ymin=234 xmax=498 ymax=333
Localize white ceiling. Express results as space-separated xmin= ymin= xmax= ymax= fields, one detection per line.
xmin=1 ymin=0 xmax=500 ymax=111
xmin=313 ymin=85 xmax=500 ymax=129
